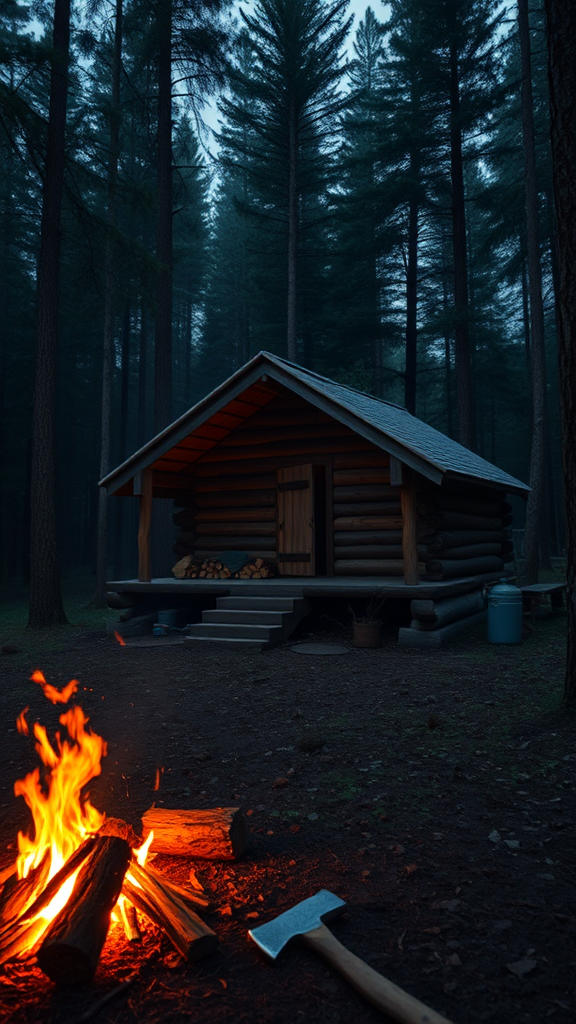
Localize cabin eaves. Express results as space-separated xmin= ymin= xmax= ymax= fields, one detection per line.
xmin=99 ymin=351 xmax=530 ymax=498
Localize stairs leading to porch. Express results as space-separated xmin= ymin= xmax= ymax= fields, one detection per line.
xmin=185 ymin=595 xmax=310 ymax=651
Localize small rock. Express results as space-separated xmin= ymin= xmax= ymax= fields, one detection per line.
xmin=488 ymin=830 xmax=501 ymax=843
xmin=272 ymin=777 xmax=289 ymax=788
xmin=503 ymin=839 xmax=520 ymax=849
xmin=447 ymin=953 xmax=462 ymax=966
xmin=307 ymin=812 xmax=319 ymax=821
xmin=506 ymin=959 xmax=537 ymax=978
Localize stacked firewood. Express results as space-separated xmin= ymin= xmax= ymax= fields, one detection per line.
xmin=172 ymin=555 xmax=274 ymax=580
xmin=416 ymin=486 xmax=514 ymax=580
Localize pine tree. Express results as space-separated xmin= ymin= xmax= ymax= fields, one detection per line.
xmin=218 ymin=0 xmax=351 ymax=363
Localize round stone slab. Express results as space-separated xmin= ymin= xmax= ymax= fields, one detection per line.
xmin=290 ymin=642 xmax=350 ymax=655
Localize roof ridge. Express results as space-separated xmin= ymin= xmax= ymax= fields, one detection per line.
xmin=260 ymin=351 xmax=407 ymax=412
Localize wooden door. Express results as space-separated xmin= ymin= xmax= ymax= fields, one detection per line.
xmin=277 ymin=465 xmax=314 ymax=575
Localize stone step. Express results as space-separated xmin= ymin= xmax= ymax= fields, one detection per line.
xmin=202 ymin=609 xmax=286 ymax=625
xmin=185 ymin=636 xmax=267 ymax=652
xmin=188 ymin=622 xmax=284 ymax=641
xmin=216 ymin=597 xmax=297 ymax=612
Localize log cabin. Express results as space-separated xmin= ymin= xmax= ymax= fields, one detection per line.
xmin=100 ymin=352 xmax=530 ymax=647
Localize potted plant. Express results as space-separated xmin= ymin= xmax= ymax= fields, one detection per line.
xmin=348 ymin=594 xmax=387 ymax=648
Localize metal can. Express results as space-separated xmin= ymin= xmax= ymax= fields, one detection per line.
xmin=487 ymin=579 xmax=523 ymax=644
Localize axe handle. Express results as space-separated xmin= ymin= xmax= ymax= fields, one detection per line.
xmin=303 ymin=923 xmax=454 ymax=1024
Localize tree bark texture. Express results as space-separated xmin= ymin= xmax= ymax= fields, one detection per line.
xmin=518 ymin=0 xmax=548 ymax=585
xmin=544 ymin=0 xmax=576 ymax=706
xmin=286 ymin=96 xmax=298 ymax=363
xmin=154 ymin=0 xmax=173 ymax=432
xmin=404 ymin=170 xmax=418 ymax=415
xmin=28 ymin=0 xmax=71 ymax=628
xmin=36 ymin=836 xmax=131 ymax=986
xmin=95 ymin=0 xmax=123 ymax=607
xmin=449 ymin=42 xmax=475 ymax=451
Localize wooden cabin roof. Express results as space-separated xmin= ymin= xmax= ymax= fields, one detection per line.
xmin=99 ymin=351 xmax=530 ymax=497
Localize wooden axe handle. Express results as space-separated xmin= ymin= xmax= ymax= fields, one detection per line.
xmin=303 ymin=923 xmax=455 ymax=1024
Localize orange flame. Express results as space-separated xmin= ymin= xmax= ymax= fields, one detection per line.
xmin=31 ymin=669 xmax=79 ymax=705
xmin=16 ymin=707 xmax=29 ymax=736
xmin=114 ymin=631 xmax=126 ymax=647
xmin=11 ymin=672 xmax=149 ymax=955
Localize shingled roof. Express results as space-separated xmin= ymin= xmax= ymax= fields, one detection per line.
xmin=100 ymin=351 xmax=530 ymax=497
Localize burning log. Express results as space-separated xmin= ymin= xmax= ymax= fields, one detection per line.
xmin=123 ymin=861 xmax=217 ymax=962
xmin=142 ymin=806 xmax=247 ymax=860
xmin=0 ymin=851 xmax=50 ymax=929
xmin=36 ymin=835 xmax=131 ymax=986
xmin=0 ymin=837 xmax=97 ymax=965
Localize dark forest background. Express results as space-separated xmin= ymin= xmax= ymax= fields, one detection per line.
xmin=0 ymin=0 xmax=565 ymax=606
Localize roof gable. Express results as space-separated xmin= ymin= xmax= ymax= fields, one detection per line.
xmin=100 ymin=351 xmax=530 ymax=497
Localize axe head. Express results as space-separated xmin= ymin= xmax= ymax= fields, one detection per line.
xmin=248 ymin=889 xmax=346 ymax=960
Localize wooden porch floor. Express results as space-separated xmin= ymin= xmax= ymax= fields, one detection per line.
xmin=106 ymin=573 xmax=503 ymax=601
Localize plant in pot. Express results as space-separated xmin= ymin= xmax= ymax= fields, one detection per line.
xmin=348 ymin=594 xmax=387 ymax=648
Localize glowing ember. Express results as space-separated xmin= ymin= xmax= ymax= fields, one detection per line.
xmin=114 ymin=631 xmax=126 ymax=646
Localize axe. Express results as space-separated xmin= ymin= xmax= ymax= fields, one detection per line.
xmin=248 ymin=890 xmax=454 ymax=1024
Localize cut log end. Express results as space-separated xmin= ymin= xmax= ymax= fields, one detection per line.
xmin=142 ymin=806 xmax=247 ymax=861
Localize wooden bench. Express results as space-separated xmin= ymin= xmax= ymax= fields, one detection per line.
xmin=520 ymin=582 xmax=565 ymax=619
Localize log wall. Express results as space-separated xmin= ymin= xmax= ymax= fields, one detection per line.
xmin=332 ymin=452 xmax=407 ymax=576
xmin=416 ymin=481 xmax=513 ymax=580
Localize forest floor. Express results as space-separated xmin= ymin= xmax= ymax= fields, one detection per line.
xmin=0 ymin=584 xmax=574 ymax=1024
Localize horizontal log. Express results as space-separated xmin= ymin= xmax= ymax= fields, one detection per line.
xmin=194 ymin=536 xmax=276 ymax=550
xmin=106 ymin=591 xmax=136 ymax=610
xmin=194 ymin=550 xmax=277 ymax=561
xmin=427 ymin=542 xmax=503 ymax=559
xmin=195 ymin=507 xmax=275 ymax=523
xmin=417 ymin=495 xmax=508 ymax=517
xmin=425 ymin=556 xmax=504 ymax=580
xmin=173 ymin=508 xmax=197 ymax=528
xmin=176 ymin=529 xmax=196 ymax=546
xmin=333 ymin=453 xmax=390 ymax=471
xmin=419 ymin=511 xmax=512 ymax=532
xmin=334 ymin=516 xmax=404 ymax=531
xmin=334 ymin=560 xmax=406 ymax=576
xmin=222 ymin=424 xmax=355 ymax=446
xmin=410 ymin=590 xmax=485 ymax=627
xmin=335 ymin=545 xmax=403 ymax=559
xmin=333 ymin=502 xmax=402 ymax=517
xmin=333 ymin=485 xmax=400 ymax=502
xmin=195 ymin=457 xmax=319 ymax=477
xmin=173 ymin=543 xmax=195 ymax=557
xmin=335 ymin=544 xmax=429 ymax=559
xmin=195 ymin=473 xmax=276 ymax=492
xmin=205 ymin=437 xmax=372 ymax=463
xmin=142 ymin=807 xmax=247 ymax=860
xmin=333 ymin=467 xmax=390 ymax=486
xmin=334 ymin=530 xmax=403 ymax=545
xmin=398 ymin=610 xmax=487 ymax=648
xmin=196 ymin=521 xmax=276 ymax=536
xmin=425 ymin=529 xmax=509 ymax=551
xmin=195 ymin=489 xmax=276 ymax=508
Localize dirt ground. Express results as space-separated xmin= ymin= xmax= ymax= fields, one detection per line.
xmin=0 ymin=609 xmax=575 ymax=1024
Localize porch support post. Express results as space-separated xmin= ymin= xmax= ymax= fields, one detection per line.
xmin=401 ymin=466 xmax=420 ymax=585
xmin=136 ymin=468 xmax=153 ymax=582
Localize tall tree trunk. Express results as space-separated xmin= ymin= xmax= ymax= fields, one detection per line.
xmin=28 ymin=0 xmax=71 ymax=628
xmin=449 ymin=42 xmax=475 ymax=451
xmin=286 ymin=96 xmax=298 ymax=363
xmin=137 ymin=305 xmax=148 ymax=446
xmin=544 ymin=0 xmax=576 ymax=706
xmin=518 ymin=0 xmax=548 ymax=584
xmin=95 ymin=0 xmax=123 ymax=607
xmin=154 ymin=0 xmax=173 ymax=432
xmin=404 ymin=181 xmax=418 ymax=415
xmin=113 ymin=307 xmax=130 ymax=576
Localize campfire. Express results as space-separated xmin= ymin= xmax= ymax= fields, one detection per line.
xmin=0 ymin=672 xmax=245 ymax=986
